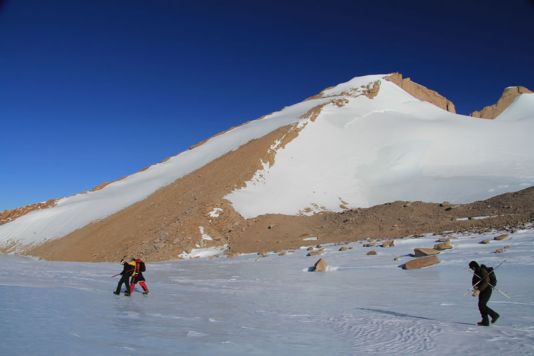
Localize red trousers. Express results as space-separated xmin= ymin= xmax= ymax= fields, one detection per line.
xmin=130 ymin=280 xmax=149 ymax=294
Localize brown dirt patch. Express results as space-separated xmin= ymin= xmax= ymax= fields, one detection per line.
xmin=471 ymin=86 xmax=532 ymax=119
xmin=385 ymin=73 xmax=456 ymax=113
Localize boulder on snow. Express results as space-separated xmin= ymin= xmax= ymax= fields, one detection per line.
xmin=435 ymin=237 xmax=451 ymax=243
xmin=433 ymin=242 xmax=452 ymax=250
xmin=381 ymin=240 xmax=395 ymax=248
xmin=402 ymin=255 xmax=440 ymax=270
xmin=307 ymin=249 xmax=324 ymax=257
xmin=312 ymin=258 xmax=328 ymax=272
xmin=494 ymin=248 xmax=505 ymax=254
xmin=363 ymin=242 xmax=376 ymax=247
xmin=367 ymin=250 xmax=377 ymax=256
xmin=494 ymin=234 xmax=508 ymax=241
xmin=338 ymin=246 xmax=350 ymax=252
xmin=413 ymin=248 xmax=440 ymax=257
xmin=479 ymin=239 xmax=491 ymax=244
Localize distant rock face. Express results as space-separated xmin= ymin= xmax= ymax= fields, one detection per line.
xmin=402 ymin=255 xmax=440 ymax=270
xmin=313 ymin=258 xmax=328 ymax=272
xmin=471 ymin=86 xmax=533 ymax=119
xmin=385 ymin=73 xmax=456 ymax=113
xmin=413 ymin=248 xmax=440 ymax=257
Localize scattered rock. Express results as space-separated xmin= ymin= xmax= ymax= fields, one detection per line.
xmin=433 ymin=242 xmax=453 ymax=250
xmin=367 ymin=250 xmax=377 ymax=256
xmin=494 ymin=234 xmax=508 ymax=241
xmin=363 ymin=242 xmax=376 ymax=247
xmin=494 ymin=248 xmax=505 ymax=254
xmin=402 ymin=256 xmax=440 ymax=270
xmin=504 ymin=245 xmax=512 ymax=250
xmin=381 ymin=240 xmax=395 ymax=248
xmin=312 ymin=258 xmax=328 ymax=272
xmin=413 ymin=248 xmax=440 ymax=257
xmin=307 ymin=249 xmax=324 ymax=257
xmin=278 ymin=251 xmax=287 ymax=256
xmin=435 ymin=237 xmax=451 ymax=243
xmin=306 ymin=247 xmax=314 ymax=251
xmin=338 ymin=246 xmax=350 ymax=252
xmin=479 ymin=240 xmax=491 ymax=244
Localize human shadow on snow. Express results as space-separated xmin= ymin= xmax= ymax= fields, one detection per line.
xmin=355 ymin=307 xmax=473 ymax=326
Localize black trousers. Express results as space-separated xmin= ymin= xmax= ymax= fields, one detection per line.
xmin=115 ymin=274 xmax=131 ymax=294
xmin=478 ymin=288 xmax=498 ymax=322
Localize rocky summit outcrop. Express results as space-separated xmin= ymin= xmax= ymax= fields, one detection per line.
xmin=402 ymin=255 xmax=440 ymax=270
xmin=471 ymin=86 xmax=533 ymax=119
xmin=385 ymin=73 xmax=456 ymax=113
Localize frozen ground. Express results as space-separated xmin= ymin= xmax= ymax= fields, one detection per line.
xmin=1 ymin=228 xmax=534 ymax=355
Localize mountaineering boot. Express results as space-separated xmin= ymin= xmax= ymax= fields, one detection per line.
xmin=113 ymin=291 xmax=120 ymax=295
xmin=491 ymin=313 xmax=500 ymax=324
xmin=143 ymin=290 xmax=149 ymax=295
xmin=477 ymin=319 xmax=490 ymax=326
xmin=124 ymin=291 xmax=130 ymax=297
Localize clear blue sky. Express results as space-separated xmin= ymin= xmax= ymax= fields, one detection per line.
xmin=0 ymin=0 xmax=533 ymax=211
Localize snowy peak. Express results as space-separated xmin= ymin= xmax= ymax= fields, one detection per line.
xmin=471 ymin=86 xmax=533 ymax=119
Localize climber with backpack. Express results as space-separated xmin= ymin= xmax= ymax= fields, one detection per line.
xmin=130 ymin=257 xmax=149 ymax=295
xmin=469 ymin=260 xmax=499 ymax=326
xmin=114 ymin=257 xmax=136 ymax=296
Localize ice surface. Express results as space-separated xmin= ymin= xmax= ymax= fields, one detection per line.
xmin=2 ymin=229 xmax=534 ymax=355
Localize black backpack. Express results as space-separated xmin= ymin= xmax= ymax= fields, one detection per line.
xmin=481 ymin=264 xmax=497 ymax=287
xmin=136 ymin=259 xmax=146 ymax=272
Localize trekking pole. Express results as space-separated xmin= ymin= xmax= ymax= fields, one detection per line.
xmin=467 ymin=260 xmax=510 ymax=299
xmin=111 ymin=273 xmax=121 ymax=278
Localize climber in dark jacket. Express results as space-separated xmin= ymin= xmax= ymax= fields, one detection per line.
xmin=469 ymin=260 xmax=499 ymax=326
xmin=114 ymin=258 xmax=135 ymax=296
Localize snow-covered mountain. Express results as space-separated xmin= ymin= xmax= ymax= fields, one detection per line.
xmin=1 ymin=73 xmax=533 ymax=260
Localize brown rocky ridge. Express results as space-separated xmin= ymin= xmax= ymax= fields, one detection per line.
xmin=384 ymin=73 xmax=456 ymax=113
xmin=471 ymin=86 xmax=533 ymax=119
xmin=0 ymin=199 xmax=57 ymax=226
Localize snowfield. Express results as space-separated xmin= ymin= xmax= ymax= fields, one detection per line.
xmin=2 ymin=228 xmax=534 ymax=355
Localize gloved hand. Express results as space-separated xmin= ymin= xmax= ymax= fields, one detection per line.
xmin=472 ymin=289 xmax=480 ymax=297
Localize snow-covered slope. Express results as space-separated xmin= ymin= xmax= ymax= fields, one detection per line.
xmin=2 ymin=228 xmax=534 ymax=355
xmin=0 ymin=86 xmax=349 ymax=248
xmin=226 ymin=80 xmax=534 ymax=218
xmin=1 ymin=74 xmax=533 ymax=249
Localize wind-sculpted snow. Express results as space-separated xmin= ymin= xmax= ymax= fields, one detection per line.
xmin=2 ymin=228 xmax=534 ymax=355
